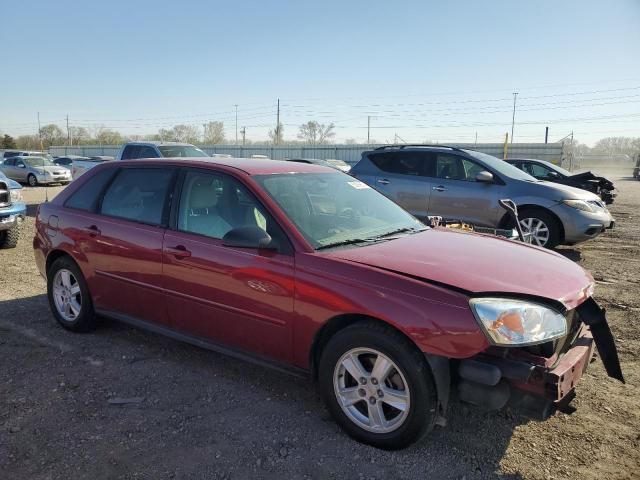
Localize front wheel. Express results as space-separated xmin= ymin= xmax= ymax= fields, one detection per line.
xmin=517 ymin=209 xmax=561 ymax=249
xmin=318 ymin=322 xmax=437 ymax=449
xmin=27 ymin=174 xmax=38 ymax=187
xmin=0 ymin=224 xmax=20 ymax=249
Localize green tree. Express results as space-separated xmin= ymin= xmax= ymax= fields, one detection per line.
xmin=1 ymin=134 xmax=16 ymax=148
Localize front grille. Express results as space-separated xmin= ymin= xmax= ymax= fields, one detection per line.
xmin=0 ymin=181 xmax=10 ymax=208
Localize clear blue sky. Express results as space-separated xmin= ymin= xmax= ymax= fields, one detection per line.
xmin=2 ymin=0 xmax=639 ymax=145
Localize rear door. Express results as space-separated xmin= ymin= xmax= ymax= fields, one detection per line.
xmin=427 ymin=153 xmax=504 ymax=226
xmin=366 ymin=151 xmax=433 ymax=220
xmin=80 ymin=166 xmax=176 ymax=325
xmin=162 ymin=168 xmax=295 ymax=363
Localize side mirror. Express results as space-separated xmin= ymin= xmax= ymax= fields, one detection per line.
xmin=475 ymin=171 xmax=494 ymax=183
xmin=222 ymin=226 xmax=276 ymax=250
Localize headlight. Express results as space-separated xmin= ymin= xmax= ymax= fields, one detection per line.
xmin=10 ymin=188 xmax=23 ymax=202
xmin=562 ymin=199 xmax=596 ymax=212
xmin=469 ymin=298 xmax=567 ymax=346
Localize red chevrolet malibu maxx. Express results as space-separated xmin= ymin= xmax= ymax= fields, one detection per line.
xmin=34 ymin=158 xmax=623 ymax=449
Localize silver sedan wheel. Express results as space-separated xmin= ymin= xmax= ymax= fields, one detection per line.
xmin=52 ymin=269 xmax=82 ymax=322
xmin=333 ymin=348 xmax=411 ymax=433
xmin=519 ymin=217 xmax=550 ymax=247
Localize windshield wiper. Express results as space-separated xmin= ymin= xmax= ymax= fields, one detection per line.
xmin=316 ymin=227 xmax=427 ymax=250
xmin=316 ymin=238 xmax=378 ymax=250
xmin=370 ymin=226 xmax=428 ymax=239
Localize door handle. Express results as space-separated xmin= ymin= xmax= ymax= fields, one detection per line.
xmin=377 ymin=178 xmax=390 ymax=185
xmin=166 ymin=245 xmax=191 ymax=259
xmin=84 ymin=225 xmax=101 ymax=237
xmin=432 ymin=185 xmax=446 ymax=192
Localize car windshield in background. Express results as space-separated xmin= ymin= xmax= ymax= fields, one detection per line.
xmin=254 ymin=172 xmax=425 ymax=249
xmin=158 ymin=146 xmax=208 ymax=157
xmin=548 ymin=163 xmax=573 ymax=177
xmin=464 ymin=150 xmax=537 ymax=181
xmin=24 ymin=157 xmax=56 ymax=167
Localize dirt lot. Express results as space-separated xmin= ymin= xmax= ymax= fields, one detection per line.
xmin=1 ymin=178 xmax=639 ymax=480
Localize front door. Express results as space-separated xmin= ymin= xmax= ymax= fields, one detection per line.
xmin=162 ymin=169 xmax=295 ymax=363
xmin=427 ymin=153 xmax=504 ymax=227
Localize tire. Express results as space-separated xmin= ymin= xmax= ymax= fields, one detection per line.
xmin=27 ymin=174 xmax=37 ymax=187
xmin=47 ymin=256 xmax=98 ymax=332
xmin=516 ymin=208 xmax=561 ymax=249
xmin=0 ymin=224 xmax=20 ymax=249
xmin=318 ymin=321 xmax=438 ymax=449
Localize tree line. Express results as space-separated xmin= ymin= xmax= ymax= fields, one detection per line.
xmin=0 ymin=120 xmax=337 ymax=149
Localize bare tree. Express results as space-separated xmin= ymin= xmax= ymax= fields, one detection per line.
xmin=592 ymin=136 xmax=640 ymax=156
xmin=39 ymin=124 xmax=64 ymax=147
xmin=69 ymin=126 xmax=91 ymax=145
xmin=203 ymin=121 xmax=225 ymax=144
xmin=94 ymin=125 xmax=123 ymax=145
xmin=15 ymin=135 xmax=41 ymax=149
xmin=268 ymin=123 xmax=284 ymax=144
xmin=297 ymin=121 xmax=335 ymax=145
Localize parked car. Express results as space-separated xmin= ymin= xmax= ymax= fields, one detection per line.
xmin=0 ymin=156 xmax=72 ymax=186
xmin=286 ymin=157 xmax=351 ymax=173
xmin=506 ymin=158 xmax=616 ymax=205
xmin=633 ymin=153 xmax=640 ymax=180
xmin=70 ymin=141 xmax=207 ymax=180
xmin=2 ymin=150 xmax=52 ymax=160
xmin=0 ymin=171 xmax=26 ymax=248
xmin=350 ymin=145 xmax=615 ymax=248
xmin=34 ymin=157 xmax=623 ymax=449
xmin=53 ymin=155 xmax=89 ymax=169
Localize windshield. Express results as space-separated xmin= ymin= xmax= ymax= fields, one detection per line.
xmin=24 ymin=157 xmax=56 ymax=167
xmin=254 ymin=172 xmax=425 ymax=249
xmin=463 ymin=150 xmax=537 ymax=181
xmin=158 ymin=145 xmax=208 ymax=157
xmin=544 ymin=162 xmax=573 ymax=176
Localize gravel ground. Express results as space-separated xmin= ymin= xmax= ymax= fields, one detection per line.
xmin=1 ymin=177 xmax=639 ymax=480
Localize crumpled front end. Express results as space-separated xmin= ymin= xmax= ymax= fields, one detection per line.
xmin=455 ymin=298 xmax=623 ymax=419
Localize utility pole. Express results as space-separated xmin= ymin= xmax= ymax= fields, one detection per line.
xmin=510 ymin=92 xmax=518 ymax=144
xmin=569 ymin=131 xmax=574 ymax=171
xmin=203 ymin=123 xmax=208 ymax=143
xmin=234 ymin=104 xmax=238 ymax=144
xmin=275 ymin=98 xmax=280 ymax=145
xmin=544 ymin=126 xmax=549 ymax=144
xmin=474 ymin=131 xmax=478 ymax=145
xmin=37 ymin=112 xmax=42 ymax=149
xmin=66 ymin=114 xmax=71 ymax=146
xmin=367 ymin=116 xmax=371 ymax=144
xmin=240 ymin=127 xmax=246 ymax=146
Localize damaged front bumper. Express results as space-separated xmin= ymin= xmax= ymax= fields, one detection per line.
xmin=456 ymin=298 xmax=623 ymax=419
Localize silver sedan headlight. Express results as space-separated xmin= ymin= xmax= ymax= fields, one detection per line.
xmin=10 ymin=188 xmax=23 ymax=202
xmin=469 ymin=297 xmax=567 ymax=346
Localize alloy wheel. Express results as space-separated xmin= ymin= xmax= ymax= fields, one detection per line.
xmin=52 ymin=269 xmax=82 ymax=322
xmin=28 ymin=175 xmax=37 ymax=187
xmin=333 ymin=348 xmax=410 ymax=433
xmin=519 ymin=217 xmax=550 ymax=247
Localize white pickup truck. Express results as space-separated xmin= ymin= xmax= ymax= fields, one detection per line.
xmin=71 ymin=141 xmax=208 ymax=180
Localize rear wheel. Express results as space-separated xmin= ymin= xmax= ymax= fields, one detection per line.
xmin=517 ymin=209 xmax=561 ymax=249
xmin=27 ymin=174 xmax=37 ymax=187
xmin=318 ymin=322 xmax=437 ymax=449
xmin=47 ymin=257 xmax=98 ymax=332
xmin=0 ymin=224 xmax=20 ymax=249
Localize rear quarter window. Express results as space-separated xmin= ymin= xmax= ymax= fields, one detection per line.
xmin=64 ymin=168 xmax=117 ymax=212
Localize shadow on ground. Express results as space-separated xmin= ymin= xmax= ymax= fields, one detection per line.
xmin=1 ymin=293 xmax=526 ymax=479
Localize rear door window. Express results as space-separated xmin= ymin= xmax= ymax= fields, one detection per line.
xmin=100 ymin=168 xmax=175 ymax=225
xmin=121 ymin=145 xmax=140 ymax=160
xmin=368 ymin=152 xmax=434 ymax=176
xmin=65 ymin=168 xmax=117 ymax=212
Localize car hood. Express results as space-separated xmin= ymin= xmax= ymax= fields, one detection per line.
xmin=33 ymin=166 xmax=70 ymax=174
xmin=324 ymin=229 xmax=594 ymax=311
xmin=531 ymin=179 xmax=602 ymax=201
xmin=568 ymin=171 xmax=615 ymax=190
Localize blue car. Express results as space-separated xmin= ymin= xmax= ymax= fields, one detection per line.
xmin=0 ymin=171 xmax=26 ymax=248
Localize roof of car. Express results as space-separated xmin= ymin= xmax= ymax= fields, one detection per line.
xmin=123 ymin=141 xmax=197 ymax=146
xmin=115 ymin=157 xmax=337 ymax=175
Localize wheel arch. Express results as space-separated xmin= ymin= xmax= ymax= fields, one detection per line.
xmin=46 ymin=249 xmax=79 ymax=277
xmin=498 ymin=203 xmax=565 ymax=244
xmin=309 ymin=313 xmax=451 ymax=419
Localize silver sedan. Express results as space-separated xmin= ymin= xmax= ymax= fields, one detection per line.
xmin=0 ymin=156 xmax=72 ymax=186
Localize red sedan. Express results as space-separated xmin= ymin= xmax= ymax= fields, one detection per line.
xmin=33 ymin=158 xmax=623 ymax=449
